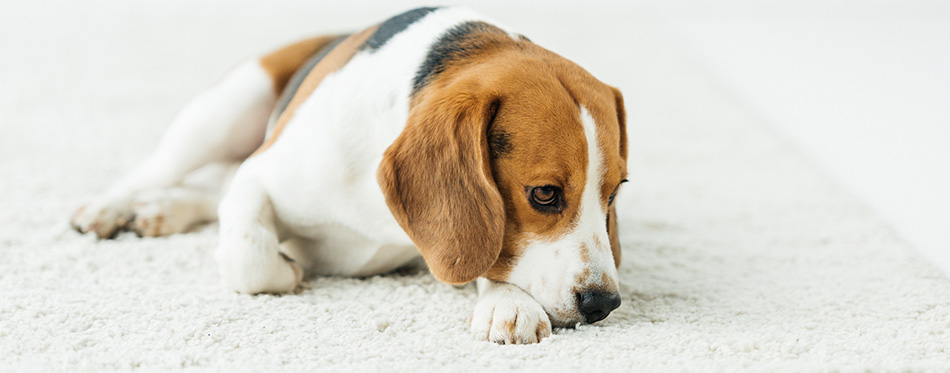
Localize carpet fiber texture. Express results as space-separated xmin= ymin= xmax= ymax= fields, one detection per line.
xmin=2 ymin=2 xmax=949 ymax=371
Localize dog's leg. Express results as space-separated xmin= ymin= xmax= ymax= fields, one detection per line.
xmin=128 ymin=163 xmax=236 ymax=237
xmin=470 ymin=278 xmax=553 ymax=344
xmin=128 ymin=187 xmax=218 ymax=237
xmin=71 ymin=60 xmax=277 ymax=238
xmin=214 ymin=176 xmax=301 ymax=294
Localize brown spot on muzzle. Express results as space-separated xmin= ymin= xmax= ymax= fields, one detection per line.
xmin=579 ymin=243 xmax=590 ymax=263
xmin=601 ymin=272 xmax=619 ymax=293
xmin=572 ymin=268 xmax=592 ymax=294
xmin=593 ymin=234 xmax=606 ymax=251
xmin=573 ymin=270 xmax=619 ymax=296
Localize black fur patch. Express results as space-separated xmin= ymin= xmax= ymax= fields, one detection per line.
xmin=488 ymin=129 xmax=512 ymax=158
xmin=360 ymin=7 xmax=439 ymax=52
xmin=412 ymin=21 xmax=506 ymax=96
xmin=267 ymin=34 xmax=349 ymax=135
xmin=486 ymin=99 xmax=511 ymax=158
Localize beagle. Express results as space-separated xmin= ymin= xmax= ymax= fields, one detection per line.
xmin=71 ymin=7 xmax=628 ymax=344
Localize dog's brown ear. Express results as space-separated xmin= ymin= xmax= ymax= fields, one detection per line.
xmin=608 ymin=86 xmax=627 ymax=268
xmin=377 ymin=85 xmax=504 ymax=284
xmin=611 ymin=86 xmax=628 ymax=163
xmin=607 ymin=206 xmax=621 ymax=268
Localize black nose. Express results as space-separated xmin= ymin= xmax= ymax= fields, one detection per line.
xmin=576 ymin=291 xmax=621 ymax=323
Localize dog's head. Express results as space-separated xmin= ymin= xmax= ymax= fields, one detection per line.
xmin=378 ymin=45 xmax=626 ymax=327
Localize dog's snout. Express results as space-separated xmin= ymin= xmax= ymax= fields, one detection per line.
xmin=576 ymin=291 xmax=621 ymax=323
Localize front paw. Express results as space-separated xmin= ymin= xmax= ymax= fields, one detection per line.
xmin=215 ymin=226 xmax=303 ymax=295
xmin=70 ymin=200 xmax=133 ymax=239
xmin=471 ymin=288 xmax=552 ymax=344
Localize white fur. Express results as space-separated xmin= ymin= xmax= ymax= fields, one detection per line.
xmin=471 ymin=278 xmax=552 ymax=344
xmin=217 ymin=8 xmax=499 ymax=290
xmin=500 ymin=106 xmax=620 ymax=327
xmin=129 ymin=186 xmax=219 ymax=237
xmin=215 ymin=179 xmax=302 ymax=294
xmin=71 ymin=60 xmax=274 ymax=238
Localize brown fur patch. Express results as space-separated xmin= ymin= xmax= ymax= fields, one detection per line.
xmin=579 ymin=243 xmax=590 ymax=263
xmin=607 ymin=206 xmax=622 ymax=268
xmin=375 ymin=24 xmax=627 ymax=284
xmin=592 ymin=234 xmax=604 ymax=251
xmin=259 ymin=36 xmax=341 ymax=93
xmin=575 ymin=270 xmax=619 ymax=295
xmin=602 ymin=272 xmax=620 ymax=293
xmin=604 ymin=87 xmax=627 ymax=268
xmin=573 ymin=268 xmax=591 ymax=287
xmin=536 ymin=320 xmax=550 ymax=342
xmin=397 ymin=29 xmax=628 ymax=282
xmin=253 ymin=26 xmax=379 ymax=156
xmin=504 ymin=318 xmax=517 ymax=336
xmin=377 ymin=70 xmax=506 ymax=284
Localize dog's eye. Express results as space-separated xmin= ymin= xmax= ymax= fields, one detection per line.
xmin=527 ymin=185 xmax=563 ymax=213
xmin=532 ymin=186 xmax=557 ymax=205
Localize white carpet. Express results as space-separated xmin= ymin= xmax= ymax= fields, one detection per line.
xmin=2 ymin=1 xmax=949 ymax=371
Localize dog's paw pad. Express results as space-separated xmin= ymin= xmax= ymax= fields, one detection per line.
xmin=70 ymin=201 xmax=132 ymax=239
xmin=471 ymin=293 xmax=552 ymax=344
xmin=130 ymin=199 xmax=188 ymax=237
xmin=130 ymin=211 xmax=166 ymax=237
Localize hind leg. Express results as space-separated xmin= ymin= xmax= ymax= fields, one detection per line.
xmin=129 ymin=186 xmax=219 ymax=237
xmin=127 ymin=163 xmax=237 ymax=237
xmin=71 ymin=60 xmax=277 ymax=238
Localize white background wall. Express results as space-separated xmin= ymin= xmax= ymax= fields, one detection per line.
xmin=639 ymin=0 xmax=950 ymax=273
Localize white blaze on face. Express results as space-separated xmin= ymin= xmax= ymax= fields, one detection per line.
xmin=505 ymin=106 xmax=619 ymax=326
